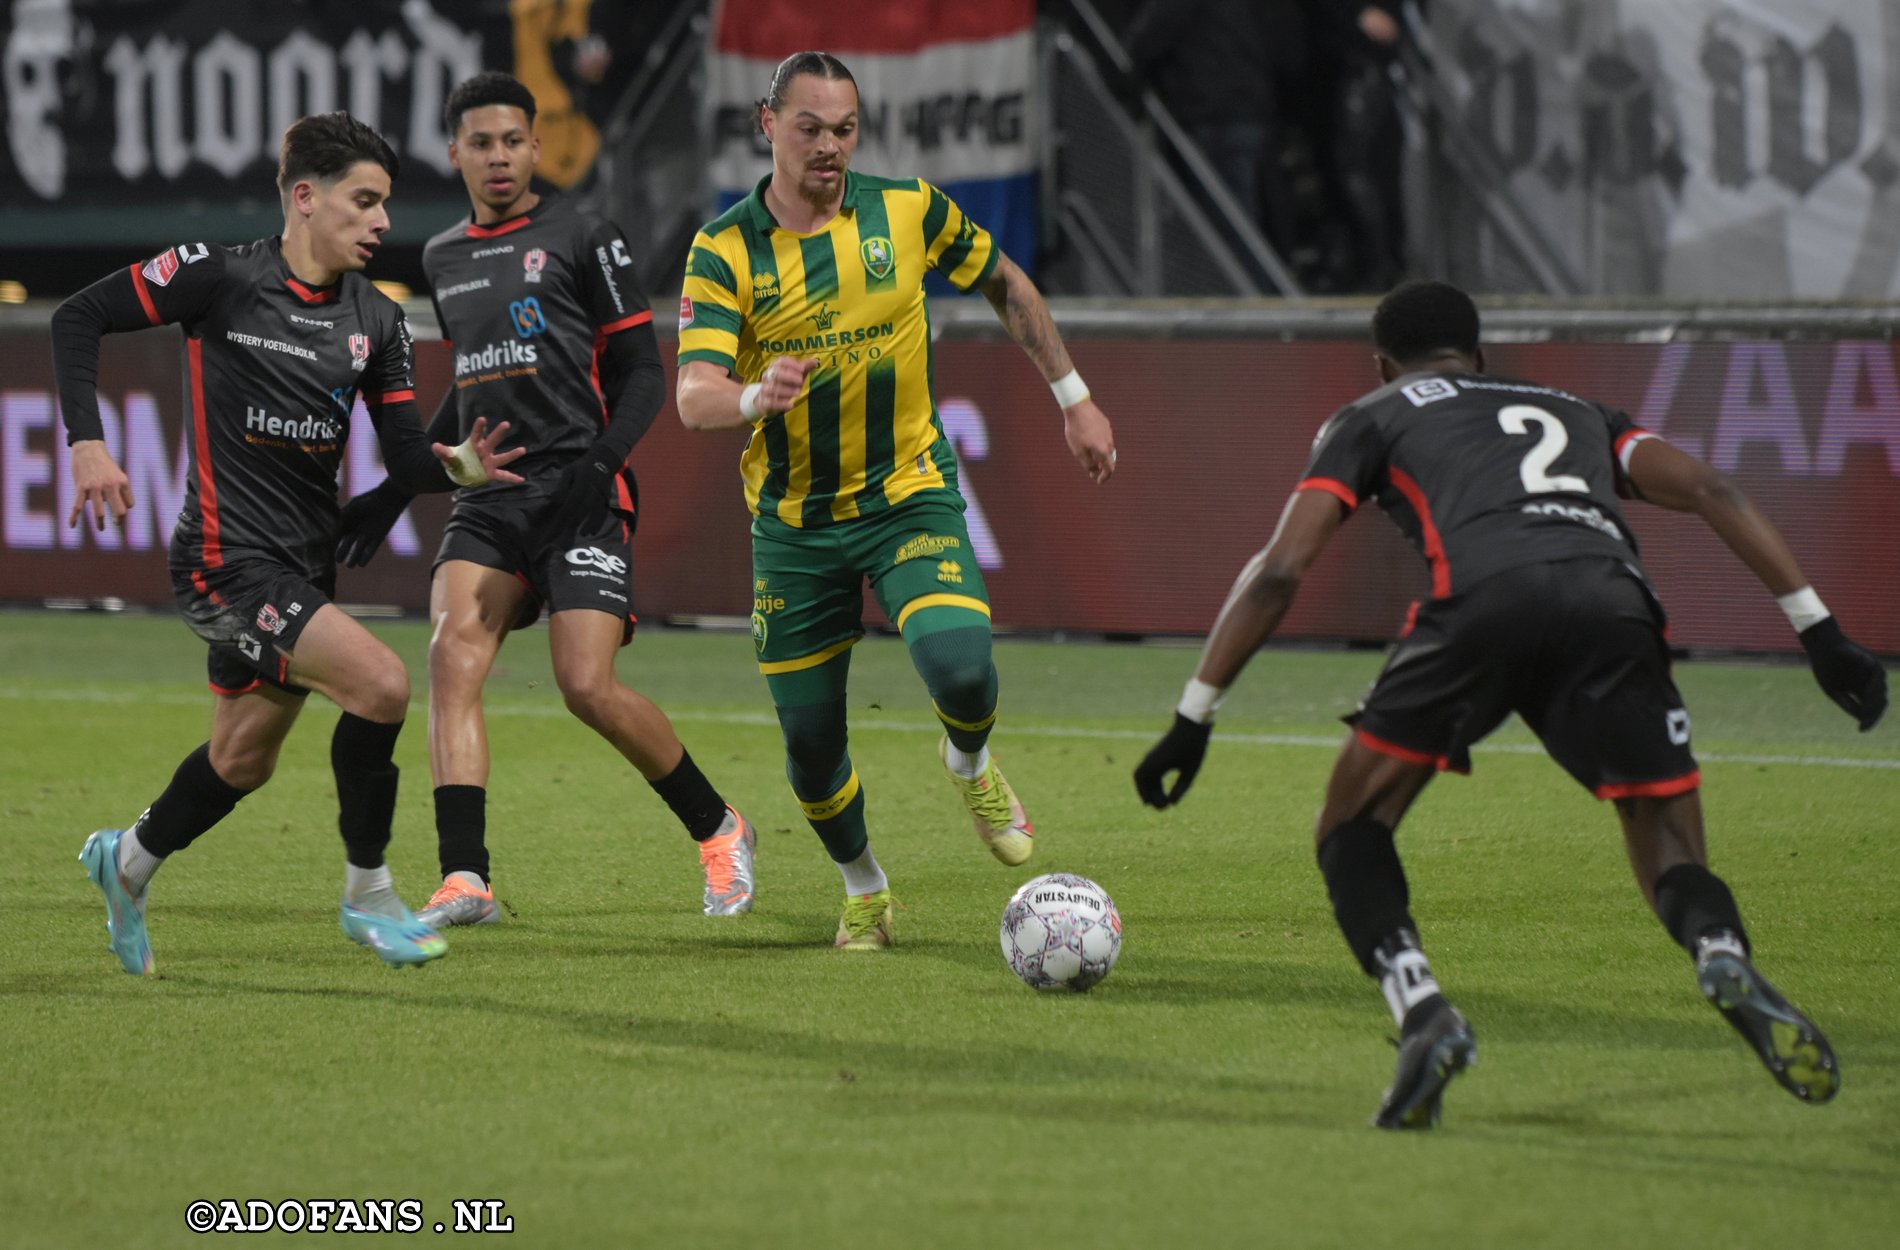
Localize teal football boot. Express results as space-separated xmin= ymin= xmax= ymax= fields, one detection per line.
xmin=340 ymin=892 xmax=447 ymax=967
xmin=80 ymin=828 xmax=154 ymax=977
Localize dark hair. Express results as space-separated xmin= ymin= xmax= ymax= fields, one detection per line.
xmin=444 ymin=71 xmax=538 ymax=136
xmin=277 ymin=112 xmax=399 ymax=197
xmin=755 ymin=51 xmax=858 ymax=127
xmin=1372 ymin=280 xmax=1481 ymax=365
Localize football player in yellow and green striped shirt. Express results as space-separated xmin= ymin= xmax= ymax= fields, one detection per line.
xmin=677 ymin=52 xmax=1117 ymax=950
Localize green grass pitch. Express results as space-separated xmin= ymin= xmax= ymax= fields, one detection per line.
xmin=3 ymin=611 xmax=1895 ymax=1248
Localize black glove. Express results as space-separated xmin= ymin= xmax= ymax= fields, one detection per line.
xmin=1134 ymin=712 xmax=1214 ymax=809
xmin=1799 ymin=616 xmax=1887 ymax=731
xmin=540 ymin=447 xmax=618 ymax=543
xmin=335 ymin=481 xmax=412 ymax=568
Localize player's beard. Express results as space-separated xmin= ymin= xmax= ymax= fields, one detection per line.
xmin=799 ymin=162 xmax=846 ymax=210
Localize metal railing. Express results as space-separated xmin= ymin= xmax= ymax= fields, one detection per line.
xmin=589 ymin=1 xmax=713 ymax=299
xmin=1392 ymin=1 xmax=1579 ymax=295
xmin=1046 ymin=0 xmax=1304 ymax=296
xmin=586 ymin=0 xmax=1301 ymax=299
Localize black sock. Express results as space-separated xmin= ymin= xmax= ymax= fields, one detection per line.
xmin=332 ymin=713 xmax=403 ymax=870
xmin=650 ymin=748 xmax=727 ymax=841
xmin=135 ymin=743 xmax=253 ymax=856
xmin=1653 ymin=863 xmax=1750 ymax=957
xmin=435 ymin=784 xmax=488 ymax=882
xmin=1317 ymin=817 xmax=1418 ymax=976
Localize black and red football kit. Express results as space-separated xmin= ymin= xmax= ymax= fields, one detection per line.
xmin=52 ymin=237 xmax=456 ymax=693
xmin=415 ymin=191 xmax=665 ymax=632
xmin=1298 ymin=370 xmax=1697 ymax=798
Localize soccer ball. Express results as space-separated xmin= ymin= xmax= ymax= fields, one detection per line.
xmin=1000 ymin=873 xmax=1122 ymax=992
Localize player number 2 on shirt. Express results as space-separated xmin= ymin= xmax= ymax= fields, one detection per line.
xmin=1498 ymin=404 xmax=1590 ymax=495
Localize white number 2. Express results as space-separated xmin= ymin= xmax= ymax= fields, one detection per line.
xmin=1498 ymin=404 xmax=1590 ymax=494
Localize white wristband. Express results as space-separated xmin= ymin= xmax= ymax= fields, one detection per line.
xmin=738 ymin=382 xmax=764 ymax=421
xmin=442 ymin=438 xmax=488 ymax=487
xmin=1776 ymin=586 xmax=1830 ymax=633
xmin=1050 ymin=369 xmax=1090 ymax=410
xmin=1177 ymin=677 xmax=1227 ymax=725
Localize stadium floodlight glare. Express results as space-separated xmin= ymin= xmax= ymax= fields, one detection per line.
xmin=372 ymin=280 xmax=412 ymax=302
xmin=0 ymin=281 xmax=27 ymax=304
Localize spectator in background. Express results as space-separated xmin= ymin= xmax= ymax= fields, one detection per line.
xmin=1299 ymin=2 xmax=1408 ymax=292
xmin=506 ymin=0 xmax=602 ymax=188
xmin=1127 ymin=0 xmax=1300 ymax=267
xmin=561 ymin=0 xmax=673 ymax=130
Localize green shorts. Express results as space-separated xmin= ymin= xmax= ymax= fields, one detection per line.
xmin=750 ymin=493 xmax=991 ymax=674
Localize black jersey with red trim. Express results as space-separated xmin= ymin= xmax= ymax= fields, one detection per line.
xmin=120 ymin=238 xmax=418 ymax=574
xmin=1298 ymin=371 xmax=1655 ymax=597
xmin=423 ymin=194 xmax=652 ymax=495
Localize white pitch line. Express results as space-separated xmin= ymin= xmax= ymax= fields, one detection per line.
xmin=1 ymin=686 xmax=1894 ymax=772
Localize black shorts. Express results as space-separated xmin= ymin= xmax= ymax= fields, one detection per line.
xmin=1348 ymin=557 xmax=1699 ymax=799
xmin=171 ymin=559 xmax=332 ymax=698
xmin=434 ymin=485 xmax=638 ymax=641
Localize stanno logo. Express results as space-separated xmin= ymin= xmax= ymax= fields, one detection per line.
xmin=610 ymin=238 xmax=632 ymax=267
xmin=471 ymin=244 xmax=516 ymax=259
xmin=807 ymin=304 xmax=839 ymax=332
xmin=348 ymin=334 xmax=370 ymax=371
xmin=523 ymin=248 xmax=546 ymax=283
xmin=860 ymin=236 xmax=894 ymax=280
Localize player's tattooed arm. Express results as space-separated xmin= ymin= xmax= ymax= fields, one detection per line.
xmin=978 ymin=254 xmax=1072 ymax=380
xmin=979 ymin=254 xmax=1117 ymax=483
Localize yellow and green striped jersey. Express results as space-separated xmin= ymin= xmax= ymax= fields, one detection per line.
xmin=678 ymin=172 xmax=999 ymax=528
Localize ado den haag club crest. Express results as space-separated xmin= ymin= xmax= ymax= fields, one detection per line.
xmin=860 ymin=236 xmax=894 ymax=280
